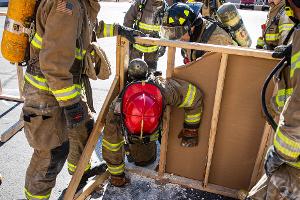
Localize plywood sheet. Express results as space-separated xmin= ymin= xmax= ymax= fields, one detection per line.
xmin=166 ymin=52 xmax=278 ymax=189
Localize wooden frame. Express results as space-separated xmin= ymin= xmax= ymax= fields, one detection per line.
xmin=66 ymin=36 xmax=276 ymax=199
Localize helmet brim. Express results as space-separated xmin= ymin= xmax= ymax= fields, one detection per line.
xmin=159 ymin=25 xmax=189 ymax=40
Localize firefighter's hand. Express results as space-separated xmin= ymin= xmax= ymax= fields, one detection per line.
xmin=110 ymin=173 xmax=130 ymax=187
xmin=64 ymin=102 xmax=85 ymax=129
xmin=157 ymin=46 xmax=166 ymax=57
xmin=178 ymin=128 xmax=199 ymax=147
xmin=117 ymin=25 xmax=146 ymax=43
xmin=264 ymin=146 xmax=285 ymax=177
xmin=272 ymin=44 xmax=292 ymax=59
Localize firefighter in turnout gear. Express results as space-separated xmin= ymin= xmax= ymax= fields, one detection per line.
xmin=256 ymin=0 xmax=294 ymax=50
xmin=246 ymin=0 xmax=300 ymax=199
xmin=160 ymin=2 xmax=234 ymax=64
xmin=102 ymin=59 xmax=203 ymax=187
xmin=22 ymin=0 xmax=140 ymax=199
xmin=201 ymin=0 xmax=223 ymax=17
xmin=123 ymin=0 xmax=168 ymax=72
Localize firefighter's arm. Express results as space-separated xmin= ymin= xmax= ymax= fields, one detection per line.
xmin=123 ymin=0 xmax=139 ymax=28
xmin=278 ymin=14 xmax=294 ymax=45
xmin=39 ymin=0 xmax=81 ymax=107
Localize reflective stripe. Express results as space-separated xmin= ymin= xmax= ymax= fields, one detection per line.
xmin=275 ymin=88 xmax=293 ymax=107
xmin=265 ymin=33 xmax=279 ymax=41
xmin=179 ymin=84 xmax=196 ymax=108
xmin=24 ymin=188 xmax=51 ymax=200
xmin=75 ymin=48 xmax=86 ymax=60
xmin=256 ymin=38 xmax=264 ymax=47
xmin=278 ymin=23 xmax=294 ymax=33
xmin=67 ymin=161 xmax=91 ymax=173
xmin=185 ymin=113 xmax=201 ymax=123
xmin=52 ymin=85 xmax=81 ymax=101
xmin=288 ymin=160 xmax=300 ymax=169
xmin=138 ymin=22 xmax=160 ymax=32
xmin=25 ymin=73 xmax=50 ymax=91
xmin=150 ymin=131 xmax=159 ymax=141
xmin=291 ymin=50 xmax=300 ymax=77
xmin=107 ymin=163 xmax=125 ymax=175
xmin=31 ymin=33 xmax=43 ymax=49
xmin=274 ymin=128 xmax=300 ymax=159
xmin=133 ymin=44 xmax=159 ymax=53
xmin=103 ymin=23 xmax=114 ymax=37
xmin=102 ymin=139 xmax=124 ymax=152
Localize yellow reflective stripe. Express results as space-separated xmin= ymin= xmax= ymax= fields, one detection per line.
xmin=31 ymin=33 xmax=43 ymax=49
xmin=274 ymin=128 xmax=300 ymax=159
xmin=291 ymin=51 xmax=300 ymax=77
xmin=102 ymin=139 xmax=124 ymax=152
xmin=185 ymin=113 xmax=201 ymax=123
xmin=275 ymin=88 xmax=293 ymax=107
xmin=52 ymin=85 xmax=80 ymax=101
xmin=265 ymin=33 xmax=279 ymax=41
xmin=110 ymin=24 xmax=114 ymax=37
xmin=24 ymin=73 xmax=49 ymax=91
xmin=279 ymin=23 xmax=293 ymax=33
xmin=75 ymin=48 xmax=87 ymax=60
xmin=24 ymin=188 xmax=51 ymax=200
xmin=107 ymin=163 xmax=125 ymax=175
xmin=133 ymin=44 xmax=159 ymax=53
xmin=288 ymin=161 xmax=300 ymax=169
xmin=179 ymin=84 xmax=196 ymax=108
xmin=138 ymin=22 xmax=160 ymax=32
xmin=150 ymin=131 xmax=159 ymax=141
xmin=257 ymin=38 xmax=264 ymax=46
xmin=67 ymin=161 xmax=91 ymax=173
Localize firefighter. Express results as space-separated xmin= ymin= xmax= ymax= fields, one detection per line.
xmin=201 ymin=0 xmax=223 ymax=17
xmin=160 ymin=2 xmax=234 ymax=64
xmin=123 ymin=0 xmax=168 ymax=72
xmin=256 ymin=0 xmax=294 ymax=50
xmin=245 ymin=0 xmax=300 ymax=199
xmin=22 ymin=0 xmax=141 ymax=199
xmin=102 ymin=59 xmax=203 ymax=187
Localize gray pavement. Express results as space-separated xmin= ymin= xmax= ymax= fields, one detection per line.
xmin=0 ymin=2 xmax=267 ymax=200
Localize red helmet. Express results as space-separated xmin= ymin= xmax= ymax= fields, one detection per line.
xmin=122 ymin=82 xmax=163 ymax=135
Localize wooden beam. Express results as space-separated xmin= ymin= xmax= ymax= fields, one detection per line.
xmin=64 ymin=77 xmax=120 ymax=200
xmin=119 ymin=37 xmax=130 ymax=90
xmin=0 ymin=120 xmax=24 ymax=142
xmin=158 ymin=47 xmax=176 ymax=177
xmin=16 ymin=64 xmax=24 ymax=99
xmin=203 ymin=53 xmax=229 ymax=187
xmin=135 ymin=37 xmax=275 ymax=60
xmin=74 ymin=171 xmax=110 ymax=200
xmin=0 ymin=12 xmax=6 ymax=16
xmin=0 ymin=95 xmax=24 ymax=102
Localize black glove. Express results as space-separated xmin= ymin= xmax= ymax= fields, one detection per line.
xmin=272 ymin=44 xmax=292 ymax=59
xmin=264 ymin=146 xmax=285 ymax=177
xmin=117 ymin=25 xmax=146 ymax=43
xmin=64 ymin=102 xmax=85 ymax=129
xmin=157 ymin=46 xmax=166 ymax=58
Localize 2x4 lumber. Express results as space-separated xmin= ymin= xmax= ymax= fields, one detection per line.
xmin=74 ymin=171 xmax=110 ymax=200
xmin=16 ymin=64 xmax=24 ymax=98
xmin=158 ymin=47 xmax=176 ymax=177
xmin=0 ymin=120 xmax=24 ymax=142
xmin=64 ymin=77 xmax=119 ymax=200
xmin=0 ymin=94 xmax=24 ymax=102
xmin=203 ymin=53 xmax=229 ymax=187
xmin=135 ymin=37 xmax=274 ymax=60
xmin=119 ymin=37 xmax=130 ymax=90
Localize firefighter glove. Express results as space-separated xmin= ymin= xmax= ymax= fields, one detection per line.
xmin=117 ymin=25 xmax=146 ymax=43
xmin=64 ymin=102 xmax=85 ymax=129
xmin=272 ymin=44 xmax=292 ymax=59
xmin=178 ymin=128 xmax=199 ymax=147
xmin=110 ymin=173 xmax=130 ymax=187
xmin=157 ymin=46 xmax=166 ymax=57
xmin=264 ymin=145 xmax=285 ymax=177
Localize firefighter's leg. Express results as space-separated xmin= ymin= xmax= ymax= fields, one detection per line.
xmin=22 ymin=83 xmax=69 ymax=199
xmin=129 ymin=142 xmax=157 ymax=166
xmin=129 ymin=47 xmax=143 ymax=61
xmin=144 ymin=52 xmax=158 ymax=73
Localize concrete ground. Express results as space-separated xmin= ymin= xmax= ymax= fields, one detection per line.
xmin=0 ymin=2 xmax=267 ymax=200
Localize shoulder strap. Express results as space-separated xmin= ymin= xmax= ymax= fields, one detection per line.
xmin=134 ymin=0 xmax=148 ymax=28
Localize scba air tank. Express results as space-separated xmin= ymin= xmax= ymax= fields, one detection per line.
xmin=216 ymin=2 xmax=252 ymax=47
xmin=1 ymin=0 xmax=36 ymax=63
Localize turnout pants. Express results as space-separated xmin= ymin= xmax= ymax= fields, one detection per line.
xmin=247 ymin=165 xmax=300 ymax=200
xmin=102 ymin=78 xmax=203 ymax=176
xmin=23 ymin=83 xmax=93 ymax=200
xmin=130 ymin=47 xmax=159 ymax=73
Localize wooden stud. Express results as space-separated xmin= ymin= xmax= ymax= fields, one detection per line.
xmin=0 ymin=80 xmax=2 ymax=95
xmin=135 ymin=37 xmax=274 ymax=60
xmin=16 ymin=64 xmax=24 ymax=99
xmin=74 ymin=171 xmax=110 ymax=200
xmin=0 ymin=95 xmax=24 ymax=102
xmin=158 ymin=47 xmax=176 ymax=177
xmin=0 ymin=120 xmax=24 ymax=142
xmin=64 ymin=77 xmax=120 ymax=200
xmin=0 ymin=12 xmax=6 ymax=16
xmin=119 ymin=37 xmax=130 ymax=90
xmin=203 ymin=53 xmax=229 ymax=187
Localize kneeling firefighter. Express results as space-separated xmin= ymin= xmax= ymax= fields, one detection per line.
xmin=244 ymin=0 xmax=300 ymax=199
xmin=160 ymin=2 xmax=251 ymax=64
xmin=102 ymin=59 xmax=204 ymax=186
xmin=1 ymin=0 xmax=144 ymax=199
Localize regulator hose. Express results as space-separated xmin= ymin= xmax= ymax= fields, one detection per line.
xmin=261 ymin=57 xmax=287 ymax=131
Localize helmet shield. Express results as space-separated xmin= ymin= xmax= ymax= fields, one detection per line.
xmin=159 ymin=25 xmax=189 ymax=40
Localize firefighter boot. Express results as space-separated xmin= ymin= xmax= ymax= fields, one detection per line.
xmin=110 ymin=173 xmax=130 ymax=187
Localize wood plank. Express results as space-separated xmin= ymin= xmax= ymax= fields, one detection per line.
xmin=64 ymin=78 xmax=120 ymax=200
xmin=203 ymin=54 xmax=229 ymax=187
xmin=75 ymin=171 xmax=109 ymax=200
xmin=0 ymin=120 xmax=24 ymax=142
xmin=119 ymin=37 xmax=130 ymax=90
xmin=0 ymin=94 xmax=24 ymax=102
xmin=16 ymin=64 xmax=24 ymax=98
xmin=0 ymin=12 xmax=6 ymax=16
xmin=158 ymin=47 xmax=176 ymax=177
xmin=135 ymin=37 xmax=274 ymax=60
